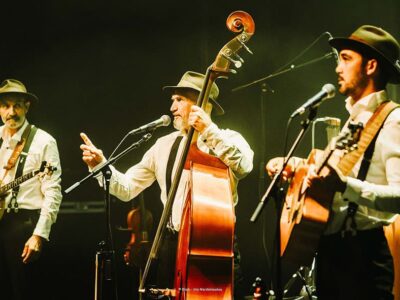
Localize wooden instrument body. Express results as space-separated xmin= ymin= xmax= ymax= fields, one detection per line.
xmin=174 ymin=144 xmax=234 ymax=300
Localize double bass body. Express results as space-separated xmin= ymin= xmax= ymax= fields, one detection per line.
xmin=174 ymin=144 xmax=235 ymax=299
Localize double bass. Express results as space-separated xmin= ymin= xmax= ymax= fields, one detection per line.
xmin=139 ymin=10 xmax=255 ymax=300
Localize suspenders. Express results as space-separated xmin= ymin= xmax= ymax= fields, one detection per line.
xmin=165 ymin=135 xmax=183 ymax=230
xmin=0 ymin=125 xmax=38 ymax=212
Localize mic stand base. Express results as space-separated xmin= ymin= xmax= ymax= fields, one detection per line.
xmin=139 ymin=286 xmax=176 ymax=299
xmin=94 ymin=241 xmax=117 ymax=300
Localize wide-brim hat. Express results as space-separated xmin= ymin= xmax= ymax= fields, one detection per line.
xmin=0 ymin=79 xmax=38 ymax=102
xmin=163 ymin=71 xmax=224 ymax=115
xmin=329 ymin=25 xmax=400 ymax=84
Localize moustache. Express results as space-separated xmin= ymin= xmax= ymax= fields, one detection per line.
xmin=6 ymin=116 xmax=20 ymax=121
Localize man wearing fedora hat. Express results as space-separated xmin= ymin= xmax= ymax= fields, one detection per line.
xmin=80 ymin=71 xmax=253 ymax=298
xmin=0 ymin=79 xmax=62 ymax=299
xmin=267 ymin=25 xmax=400 ymax=299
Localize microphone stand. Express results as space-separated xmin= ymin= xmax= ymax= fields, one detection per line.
xmin=250 ymin=107 xmax=318 ymax=300
xmin=232 ymin=52 xmax=334 ymax=93
xmin=65 ymin=132 xmax=153 ymax=300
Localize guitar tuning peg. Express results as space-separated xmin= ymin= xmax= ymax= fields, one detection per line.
xmin=221 ymin=52 xmax=242 ymax=68
xmin=237 ymin=37 xmax=253 ymax=54
xmin=228 ymin=69 xmax=237 ymax=74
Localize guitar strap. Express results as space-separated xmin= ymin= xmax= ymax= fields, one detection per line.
xmin=337 ymin=101 xmax=399 ymax=175
xmin=1 ymin=124 xmax=32 ymax=171
xmin=8 ymin=125 xmax=37 ymax=213
xmin=340 ymin=101 xmax=400 ymax=236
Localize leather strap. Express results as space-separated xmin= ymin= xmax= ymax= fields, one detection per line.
xmin=8 ymin=125 xmax=37 ymax=212
xmin=340 ymin=101 xmax=399 ymax=236
xmin=338 ymin=101 xmax=400 ymax=176
xmin=3 ymin=124 xmax=32 ymax=170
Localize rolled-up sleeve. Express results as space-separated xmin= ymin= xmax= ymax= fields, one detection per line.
xmin=342 ymin=110 xmax=400 ymax=214
xmin=199 ymin=123 xmax=254 ymax=179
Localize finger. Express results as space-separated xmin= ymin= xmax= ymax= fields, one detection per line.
xmin=23 ymin=249 xmax=34 ymax=264
xmin=80 ymin=144 xmax=91 ymax=151
xmin=82 ymin=150 xmax=93 ymax=156
xmin=81 ymin=145 xmax=102 ymax=157
xmin=21 ymin=245 xmax=28 ymax=258
xmin=80 ymin=132 xmax=94 ymax=146
xmin=82 ymin=156 xmax=94 ymax=163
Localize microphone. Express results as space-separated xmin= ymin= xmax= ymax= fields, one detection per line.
xmin=314 ymin=116 xmax=341 ymax=127
xmin=315 ymin=117 xmax=341 ymax=143
xmin=326 ymin=31 xmax=340 ymax=65
xmin=128 ymin=115 xmax=171 ymax=135
xmin=290 ymin=84 xmax=336 ymax=118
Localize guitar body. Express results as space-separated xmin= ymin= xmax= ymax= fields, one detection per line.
xmin=280 ymin=149 xmax=336 ymax=266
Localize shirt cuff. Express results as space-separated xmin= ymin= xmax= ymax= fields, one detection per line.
xmin=33 ymin=215 xmax=53 ymax=241
xmin=199 ymin=123 xmax=219 ymax=149
xmin=342 ymin=176 xmax=363 ymax=202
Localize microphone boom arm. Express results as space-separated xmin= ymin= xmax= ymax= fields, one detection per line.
xmin=232 ymin=52 xmax=335 ymax=92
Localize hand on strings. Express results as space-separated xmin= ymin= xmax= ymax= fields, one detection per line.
xmin=80 ymin=132 xmax=106 ymax=169
xmin=306 ymin=164 xmax=347 ymax=198
xmin=21 ymin=235 xmax=43 ymax=264
xmin=189 ymin=105 xmax=212 ymax=134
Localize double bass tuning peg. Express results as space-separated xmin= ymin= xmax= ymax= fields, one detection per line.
xmin=222 ymin=52 xmax=244 ymax=68
xmin=237 ymin=37 xmax=253 ymax=55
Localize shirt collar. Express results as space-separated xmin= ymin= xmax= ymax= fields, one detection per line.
xmin=345 ymin=90 xmax=388 ymax=119
xmin=0 ymin=120 xmax=30 ymax=143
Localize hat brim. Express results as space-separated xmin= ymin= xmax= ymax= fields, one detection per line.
xmin=0 ymin=91 xmax=38 ymax=102
xmin=329 ymin=37 xmax=400 ymax=84
xmin=163 ymin=86 xmax=224 ymax=115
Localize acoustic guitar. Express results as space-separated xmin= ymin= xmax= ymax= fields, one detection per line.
xmin=280 ymin=122 xmax=363 ymax=266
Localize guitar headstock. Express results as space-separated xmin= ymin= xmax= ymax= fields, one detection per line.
xmin=210 ymin=11 xmax=255 ymax=78
xmin=334 ymin=121 xmax=364 ymax=152
xmin=38 ymin=161 xmax=57 ymax=178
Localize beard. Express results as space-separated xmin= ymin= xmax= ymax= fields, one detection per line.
xmin=173 ymin=117 xmax=189 ymax=132
xmin=339 ymin=72 xmax=369 ymax=99
xmin=5 ymin=116 xmax=24 ymax=129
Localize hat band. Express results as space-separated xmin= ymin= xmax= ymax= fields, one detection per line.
xmin=349 ymin=35 xmax=369 ymax=45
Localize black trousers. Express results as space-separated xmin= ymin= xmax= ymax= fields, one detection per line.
xmin=0 ymin=209 xmax=41 ymax=300
xmin=149 ymin=230 xmax=245 ymax=299
xmin=316 ymin=227 xmax=394 ymax=300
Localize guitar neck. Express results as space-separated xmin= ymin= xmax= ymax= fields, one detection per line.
xmin=315 ymin=140 xmax=336 ymax=174
xmin=0 ymin=170 xmax=38 ymax=195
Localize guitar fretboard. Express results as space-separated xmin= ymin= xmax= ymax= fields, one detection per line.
xmin=0 ymin=170 xmax=38 ymax=195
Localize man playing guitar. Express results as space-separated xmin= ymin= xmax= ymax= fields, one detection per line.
xmin=267 ymin=25 xmax=400 ymax=299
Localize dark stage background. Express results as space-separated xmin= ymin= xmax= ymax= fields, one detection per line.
xmin=1 ymin=1 xmax=399 ymax=299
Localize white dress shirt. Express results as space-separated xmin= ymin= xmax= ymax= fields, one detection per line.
xmin=324 ymin=90 xmax=400 ymax=234
xmin=105 ymin=123 xmax=254 ymax=230
xmin=0 ymin=120 xmax=62 ymax=240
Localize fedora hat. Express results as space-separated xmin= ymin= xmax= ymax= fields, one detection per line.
xmin=329 ymin=25 xmax=400 ymax=84
xmin=0 ymin=79 xmax=38 ymax=102
xmin=163 ymin=71 xmax=224 ymax=115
